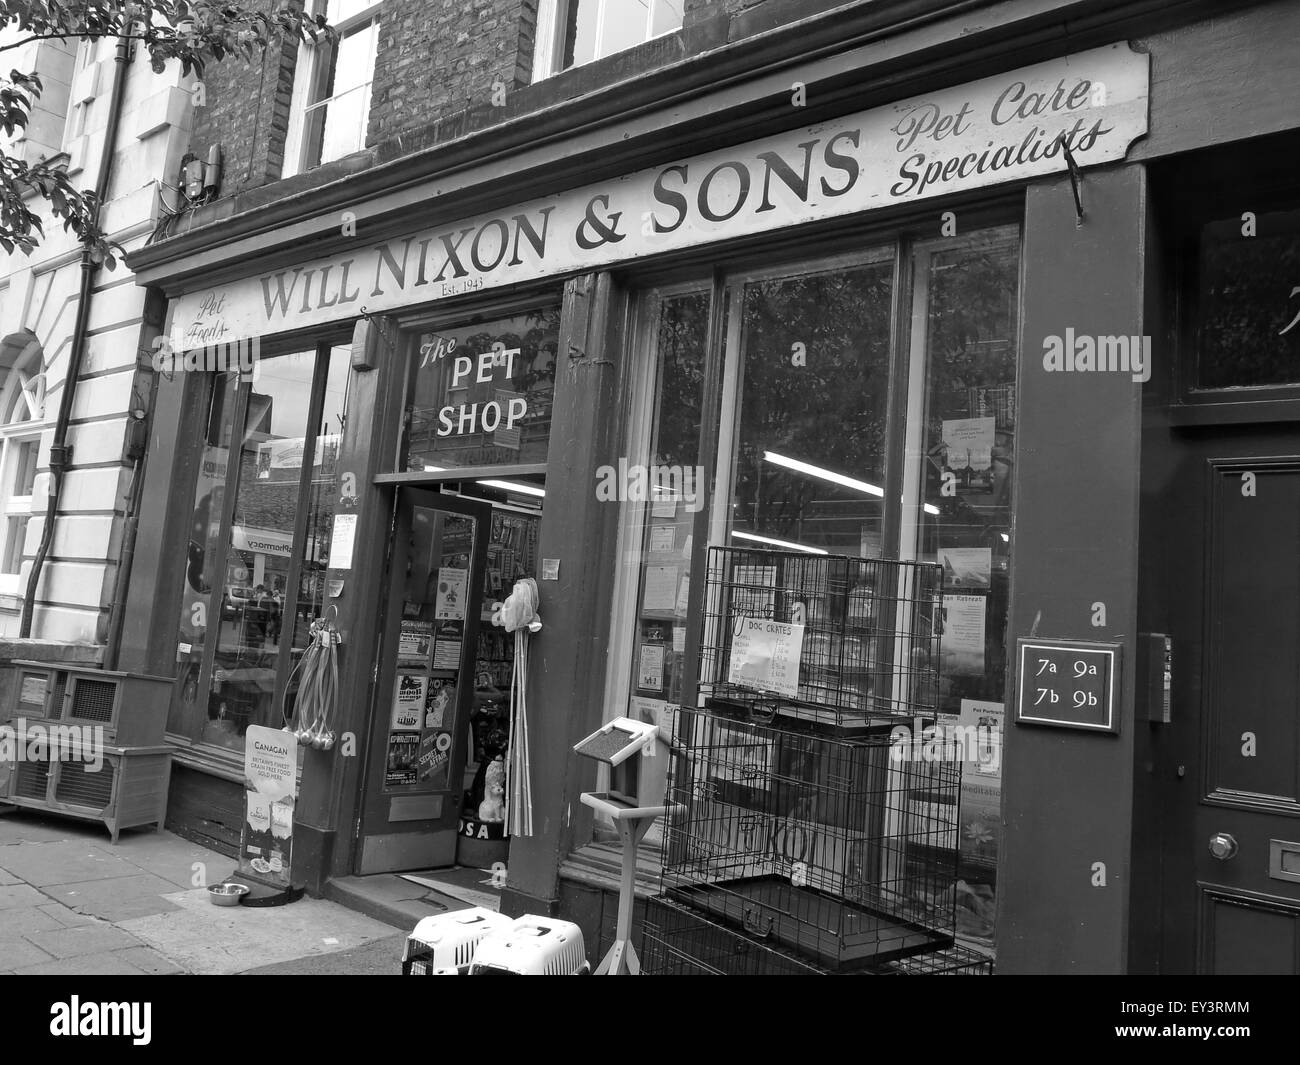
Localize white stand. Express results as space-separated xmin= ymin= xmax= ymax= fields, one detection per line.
xmin=580 ymin=792 xmax=683 ymax=975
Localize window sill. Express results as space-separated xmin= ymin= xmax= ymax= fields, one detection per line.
xmin=166 ymin=733 xmax=305 ymax=785
xmin=559 ymin=838 xmax=663 ymax=899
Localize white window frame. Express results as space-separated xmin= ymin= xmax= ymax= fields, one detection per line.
xmin=0 ymin=354 xmax=46 ymax=594
xmin=532 ymin=0 xmax=683 ymax=81
xmin=283 ymin=0 xmax=383 ymax=178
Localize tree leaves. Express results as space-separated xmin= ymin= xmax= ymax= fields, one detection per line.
xmin=0 ymin=1 xmax=336 ymax=261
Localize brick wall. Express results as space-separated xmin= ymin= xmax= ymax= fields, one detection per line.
xmin=187 ymin=17 xmax=299 ymax=197
xmin=367 ymin=0 xmax=538 ymax=149
xmin=184 ymin=0 xmax=862 ymax=203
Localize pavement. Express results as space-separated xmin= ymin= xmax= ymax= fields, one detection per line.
xmin=0 ymin=806 xmax=478 ymax=975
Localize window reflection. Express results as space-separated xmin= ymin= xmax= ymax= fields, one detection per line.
xmin=728 ymin=259 xmax=894 ymax=558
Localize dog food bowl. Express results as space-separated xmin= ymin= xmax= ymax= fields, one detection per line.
xmin=208 ymin=882 xmax=250 ymax=907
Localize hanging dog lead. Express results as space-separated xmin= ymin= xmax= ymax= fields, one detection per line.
xmin=490 ymin=578 xmax=541 ymax=837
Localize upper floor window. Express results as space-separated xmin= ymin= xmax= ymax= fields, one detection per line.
xmin=533 ymin=0 xmax=683 ymax=79
xmin=0 ymin=326 xmax=46 ymax=593
xmin=284 ymin=0 xmax=381 ymax=177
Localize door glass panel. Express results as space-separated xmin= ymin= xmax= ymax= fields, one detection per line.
xmin=172 ymin=372 xmax=239 ymax=735
xmin=204 ymin=353 xmax=318 ymax=751
xmin=726 ymin=257 xmax=894 ymax=557
xmin=1196 ymin=208 xmax=1300 ymax=389
xmin=912 ymin=226 xmax=1020 ymax=947
xmin=386 ymin=506 xmax=477 ymax=794
xmin=405 ymin=309 xmax=560 ymax=472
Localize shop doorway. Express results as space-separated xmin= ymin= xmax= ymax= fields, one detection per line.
xmin=1155 ymin=425 xmax=1300 ymax=973
xmin=357 ymin=489 xmax=490 ymax=874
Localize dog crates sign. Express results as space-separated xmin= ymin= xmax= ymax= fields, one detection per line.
xmin=240 ymin=725 xmax=297 ymax=887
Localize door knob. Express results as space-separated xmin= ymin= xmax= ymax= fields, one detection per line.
xmin=1208 ymin=833 xmax=1238 ymax=860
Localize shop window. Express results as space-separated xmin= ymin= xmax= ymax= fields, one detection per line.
xmin=533 ymin=0 xmax=683 ymax=79
xmin=601 ymin=223 xmax=1020 ymax=953
xmin=906 ymin=226 xmax=1020 ymax=948
xmin=283 ymin=0 xmax=382 ymax=178
xmin=605 ymin=284 xmax=710 ymax=729
xmin=170 ymin=344 xmax=351 ymax=755
xmin=1192 ymin=208 xmax=1300 ymax=390
xmin=723 ymin=254 xmax=895 ymax=558
xmin=403 ymin=308 xmax=560 ymax=473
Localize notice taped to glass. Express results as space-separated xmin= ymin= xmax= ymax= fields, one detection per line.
xmin=728 ymin=616 xmax=805 ymax=697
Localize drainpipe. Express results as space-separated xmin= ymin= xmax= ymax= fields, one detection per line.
xmin=20 ymin=35 xmax=132 ymax=638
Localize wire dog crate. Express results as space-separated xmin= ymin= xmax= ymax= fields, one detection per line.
xmin=651 ymin=547 xmax=960 ymax=973
xmin=696 ymin=546 xmax=943 ymax=729
xmin=660 ymin=707 xmax=958 ymax=969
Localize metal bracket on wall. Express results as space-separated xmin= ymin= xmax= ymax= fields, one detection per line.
xmin=1061 ymin=140 xmax=1085 ymax=227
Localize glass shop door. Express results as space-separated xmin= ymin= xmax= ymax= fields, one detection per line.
xmin=357 ymin=488 xmax=490 ymax=874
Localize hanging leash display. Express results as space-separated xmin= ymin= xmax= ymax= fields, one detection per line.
xmin=490 ymin=578 xmax=541 ymax=837
xmin=283 ymin=608 xmax=341 ymax=751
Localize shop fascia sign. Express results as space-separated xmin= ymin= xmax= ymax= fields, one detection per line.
xmin=170 ymin=44 xmax=1148 ymax=349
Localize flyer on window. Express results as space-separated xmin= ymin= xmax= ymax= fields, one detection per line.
xmin=398 ymin=619 xmax=433 ymax=658
xmin=727 ymin=616 xmax=805 ymax=697
xmin=940 ymin=594 xmax=986 ymax=675
xmin=435 ymin=567 xmax=468 ymax=620
xmin=391 ymin=673 xmax=427 ymax=730
xmin=385 ymin=732 xmax=419 ymax=788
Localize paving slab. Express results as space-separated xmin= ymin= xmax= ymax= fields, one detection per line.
xmin=0 ymin=904 xmax=65 ymax=936
xmin=10 ymin=951 xmax=148 ymax=976
xmin=242 ymin=932 xmax=408 ymax=975
xmin=0 ymin=884 xmax=50 ymax=910
xmin=38 ymin=903 xmax=97 ymax=927
xmin=0 ymin=811 xmax=87 ymax=845
xmin=110 ymin=833 xmax=232 ymax=889
xmin=24 ymin=922 xmax=144 ymax=959
xmin=0 ymin=840 xmax=139 ymax=886
xmin=120 ymin=888 xmax=400 ymax=975
xmin=111 ymin=946 xmax=187 ymax=975
xmin=0 ymin=865 xmax=18 ymax=885
xmin=43 ymin=873 xmax=183 ymax=922
xmin=0 ymin=936 xmax=54 ymax=968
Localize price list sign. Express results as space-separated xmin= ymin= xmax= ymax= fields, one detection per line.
xmin=1016 ymin=639 xmax=1121 ymax=734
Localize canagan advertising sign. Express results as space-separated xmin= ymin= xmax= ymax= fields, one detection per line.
xmin=170 ymin=44 xmax=1148 ymax=348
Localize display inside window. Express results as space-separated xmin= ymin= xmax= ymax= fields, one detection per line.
xmin=621 ymin=289 xmax=710 ymax=739
xmin=1194 ymin=208 xmax=1300 ymax=390
xmin=913 ymin=228 xmax=1019 ymax=946
xmin=172 ymin=345 xmax=350 ymax=754
xmin=404 ymin=309 xmax=560 ymax=472
xmin=727 ymin=255 xmax=894 ymax=558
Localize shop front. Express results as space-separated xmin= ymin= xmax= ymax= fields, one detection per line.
xmin=122 ymin=0 xmax=1300 ymax=973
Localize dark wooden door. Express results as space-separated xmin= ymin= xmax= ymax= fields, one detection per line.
xmin=1160 ymin=425 xmax=1300 ymax=973
xmin=357 ymin=488 xmax=490 ymax=874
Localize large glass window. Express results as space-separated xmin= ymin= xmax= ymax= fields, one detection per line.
xmin=0 ymin=342 xmax=45 ymax=593
xmin=725 ymin=254 xmax=895 ymax=559
xmin=908 ymin=227 xmax=1020 ymax=948
xmin=171 ymin=343 xmax=350 ymax=755
xmin=603 ymin=223 xmax=1020 ymax=954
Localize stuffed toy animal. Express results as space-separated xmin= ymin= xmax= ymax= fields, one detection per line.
xmin=478 ymin=756 xmax=506 ymax=822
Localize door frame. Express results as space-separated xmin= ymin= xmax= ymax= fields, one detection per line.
xmin=354 ymin=485 xmax=491 ymax=874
